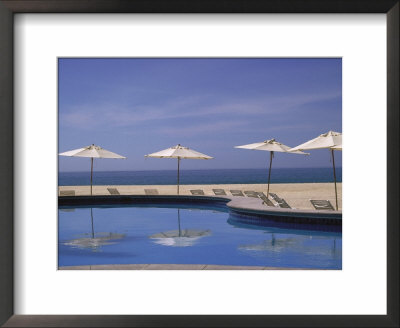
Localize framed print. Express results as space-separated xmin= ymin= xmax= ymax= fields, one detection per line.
xmin=0 ymin=1 xmax=398 ymax=327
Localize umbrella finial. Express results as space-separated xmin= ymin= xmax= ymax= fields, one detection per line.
xmin=263 ymin=138 xmax=276 ymax=144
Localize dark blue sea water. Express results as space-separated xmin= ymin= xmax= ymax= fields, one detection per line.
xmin=59 ymin=168 xmax=342 ymax=186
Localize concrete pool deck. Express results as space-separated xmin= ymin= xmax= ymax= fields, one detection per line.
xmin=59 ymin=182 xmax=342 ymax=211
xmin=59 ymin=264 xmax=314 ymax=270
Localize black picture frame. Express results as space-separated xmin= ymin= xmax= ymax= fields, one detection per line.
xmin=0 ymin=1 xmax=398 ymax=327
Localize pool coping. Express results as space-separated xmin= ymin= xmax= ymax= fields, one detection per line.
xmin=58 ymin=194 xmax=342 ymax=224
xmin=58 ymin=264 xmax=322 ymax=270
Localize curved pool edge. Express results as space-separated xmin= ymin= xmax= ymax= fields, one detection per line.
xmin=227 ymin=197 xmax=341 ymax=225
xmin=59 ymin=194 xmax=230 ymax=206
xmin=58 ymin=263 xmax=323 ymax=270
xmin=58 ymin=194 xmax=342 ymax=225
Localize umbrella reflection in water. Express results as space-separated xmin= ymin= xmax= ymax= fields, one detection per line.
xmin=63 ymin=208 xmax=125 ymax=252
xmin=239 ymin=233 xmax=298 ymax=253
xmin=238 ymin=232 xmax=340 ymax=259
xmin=229 ymin=216 xmax=341 ymax=258
xmin=149 ymin=208 xmax=211 ymax=247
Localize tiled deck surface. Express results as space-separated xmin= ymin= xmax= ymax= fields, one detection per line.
xmin=59 ymin=264 xmax=309 ymax=270
xmin=59 ymin=182 xmax=342 ymax=211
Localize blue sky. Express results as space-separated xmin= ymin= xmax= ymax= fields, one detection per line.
xmin=58 ymin=58 xmax=342 ymax=172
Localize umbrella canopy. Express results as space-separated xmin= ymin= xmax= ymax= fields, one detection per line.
xmin=290 ymin=131 xmax=342 ymax=151
xmin=145 ymin=144 xmax=213 ymax=194
xmin=236 ymin=139 xmax=308 ymax=154
xmin=145 ymin=144 xmax=212 ymax=159
xmin=290 ymin=131 xmax=342 ymax=210
xmin=59 ymin=144 xmax=126 ymax=159
xmin=59 ymin=144 xmax=126 ymax=195
xmin=235 ymin=139 xmax=308 ymax=198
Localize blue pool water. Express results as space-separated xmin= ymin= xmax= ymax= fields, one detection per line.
xmin=59 ymin=167 xmax=342 ymax=186
xmin=58 ymin=203 xmax=342 ymax=269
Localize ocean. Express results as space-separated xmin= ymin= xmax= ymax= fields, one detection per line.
xmin=59 ymin=168 xmax=342 ymax=186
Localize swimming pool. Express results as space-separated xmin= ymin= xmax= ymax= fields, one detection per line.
xmin=58 ymin=201 xmax=342 ymax=269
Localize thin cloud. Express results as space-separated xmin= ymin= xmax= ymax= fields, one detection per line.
xmin=158 ymin=120 xmax=246 ymax=137
xmin=60 ymin=91 xmax=341 ymax=130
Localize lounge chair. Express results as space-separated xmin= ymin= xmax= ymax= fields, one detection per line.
xmin=269 ymin=193 xmax=279 ymax=201
xmin=212 ymin=189 xmax=227 ymax=196
xmin=244 ymin=191 xmax=259 ymax=198
xmin=190 ymin=189 xmax=205 ymax=195
xmin=269 ymin=193 xmax=291 ymax=209
xmin=107 ymin=188 xmax=120 ymax=195
xmin=258 ymin=193 xmax=275 ymax=206
xmin=145 ymin=189 xmax=159 ymax=195
xmin=310 ymin=200 xmax=335 ymax=210
xmin=230 ymin=190 xmax=244 ymax=197
xmin=59 ymin=208 xmax=75 ymax=212
xmin=59 ymin=190 xmax=75 ymax=196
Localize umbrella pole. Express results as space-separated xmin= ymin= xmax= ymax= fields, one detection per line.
xmin=178 ymin=208 xmax=181 ymax=237
xmin=90 ymin=157 xmax=94 ymax=196
xmin=90 ymin=207 xmax=94 ymax=238
xmin=331 ymin=149 xmax=338 ymax=210
xmin=267 ymin=151 xmax=273 ymax=198
xmin=177 ymin=157 xmax=180 ymax=195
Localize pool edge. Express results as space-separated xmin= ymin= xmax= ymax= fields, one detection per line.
xmin=58 ymin=194 xmax=342 ymax=224
xmin=58 ymin=264 xmax=326 ymax=270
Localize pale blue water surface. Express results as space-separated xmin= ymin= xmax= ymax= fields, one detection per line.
xmin=58 ymin=203 xmax=342 ymax=269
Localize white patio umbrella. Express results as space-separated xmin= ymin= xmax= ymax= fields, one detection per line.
xmin=331 ymin=143 xmax=342 ymax=150
xmin=59 ymin=144 xmax=126 ymax=195
xmin=235 ymin=139 xmax=309 ymax=198
xmin=290 ymin=131 xmax=342 ymax=210
xmin=145 ymin=144 xmax=213 ymax=194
